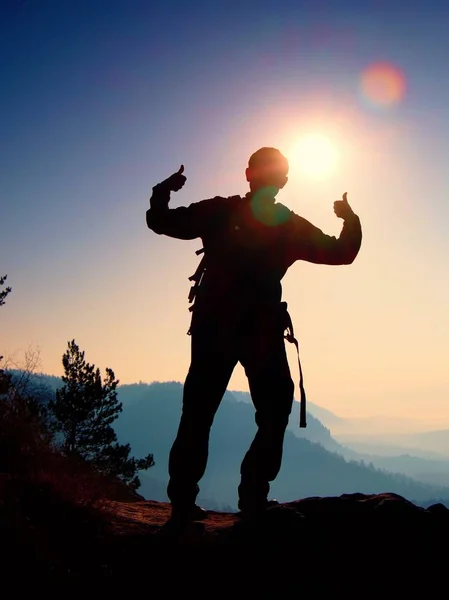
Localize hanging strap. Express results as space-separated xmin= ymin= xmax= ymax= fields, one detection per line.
xmin=282 ymin=303 xmax=307 ymax=428
xmin=186 ymin=248 xmax=206 ymax=335
xmin=187 ymin=247 xmax=206 ymax=308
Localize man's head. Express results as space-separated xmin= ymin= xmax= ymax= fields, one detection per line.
xmin=246 ymin=147 xmax=289 ymax=194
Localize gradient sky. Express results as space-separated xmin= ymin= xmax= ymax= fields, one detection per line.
xmin=1 ymin=0 xmax=448 ymax=421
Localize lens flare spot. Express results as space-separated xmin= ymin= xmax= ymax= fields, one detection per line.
xmin=360 ymin=62 xmax=406 ymax=108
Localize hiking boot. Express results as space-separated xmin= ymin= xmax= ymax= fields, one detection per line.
xmin=237 ymin=498 xmax=280 ymax=519
xmin=169 ymin=503 xmax=208 ymax=525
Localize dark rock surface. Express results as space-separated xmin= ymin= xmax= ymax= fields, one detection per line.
xmin=5 ymin=492 xmax=448 ymax=595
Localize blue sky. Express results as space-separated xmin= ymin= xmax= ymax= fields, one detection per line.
xmin=1 ymin=0 xmax=449 ymax=421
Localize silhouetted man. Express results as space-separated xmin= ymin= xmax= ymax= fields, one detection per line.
xmin=146 ymin=148 xmax=362 ymax=524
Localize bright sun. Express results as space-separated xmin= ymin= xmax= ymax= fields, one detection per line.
xmin=290 ymin=133 xmax=338 ymax=179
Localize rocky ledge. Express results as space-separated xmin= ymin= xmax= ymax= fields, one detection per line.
xmin=7 ymin=492 xmax=449 ymax=594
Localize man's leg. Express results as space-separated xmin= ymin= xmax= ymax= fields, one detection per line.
xmin=167 ymin=319 xmax=237 ymax=516
xmin=237 ymin=314 xmax=294 ymax=513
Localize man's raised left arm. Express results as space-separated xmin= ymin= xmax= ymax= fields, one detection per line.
xmin=287 ymin=193 xmax=362 ymax=266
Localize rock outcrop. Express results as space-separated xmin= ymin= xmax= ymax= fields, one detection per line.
xmin=6 ymin=492 xmax=448 ymax=594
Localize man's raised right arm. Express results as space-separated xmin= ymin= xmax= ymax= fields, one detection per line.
xmin=146 ymin=165 xmax=219 ymax=240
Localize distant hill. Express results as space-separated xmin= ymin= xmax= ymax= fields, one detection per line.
xmin=335 ymin=438 xmax=449 ymax=459
xmin=337 ymin=432 xmax=449 ymax=460
xmin=399 ymin=429 xmax=449 ymax=455
xmin=112 ymin=381 xmax=449 ymax=510
xmin=7 ymin=372 xmax=449 ymax=509
xmin=325 ymin=413 xmax=449 ymax=439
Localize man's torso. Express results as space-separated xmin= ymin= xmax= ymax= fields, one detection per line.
xmin=193 ymin=193 xmax=296 ymax=316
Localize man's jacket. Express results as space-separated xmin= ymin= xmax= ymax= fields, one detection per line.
xmin=146 ymin=186 xmax=362 ymax=317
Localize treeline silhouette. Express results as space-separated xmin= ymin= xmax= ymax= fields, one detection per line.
xmin=1 ymin=277 xmax=155 ymax=565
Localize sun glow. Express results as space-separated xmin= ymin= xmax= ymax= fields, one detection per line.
xmin=289 ymin=133 xmax=339 ymax=179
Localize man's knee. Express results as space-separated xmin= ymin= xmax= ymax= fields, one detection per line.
xmin=253 ymin=376 xmax=294 ymax=428
xmin=258 ymin=372 xmax=294 ymax=407
xmin=176 ymin=407 xmax=214 ymax=443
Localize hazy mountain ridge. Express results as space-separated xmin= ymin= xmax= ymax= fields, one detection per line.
xmin=8 ymin=372 xmax=449 ymax=508
xmin=111 ymin=381 xmax=449 ymax=509
xmin=312 ymin=403 xmax=449 ymax=456
xmin=230 ymin=389 xmax=449 ymax=486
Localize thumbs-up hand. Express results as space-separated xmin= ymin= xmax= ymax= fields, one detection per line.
xmin=333 ymin=192 xmax=354 ymax=220
xmin=159 ymin=165 xmax=187 ymax=192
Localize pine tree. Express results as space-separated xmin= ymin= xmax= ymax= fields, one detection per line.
xmin=0 ymin=274 xmax=12 ymax=307
xmin=0 ymin=359 xmax=11 ymax=395
xmin=49 ymin=340 xmax=154 ymax=490
xmin=0 ymin=274 xmax=12 ymax=393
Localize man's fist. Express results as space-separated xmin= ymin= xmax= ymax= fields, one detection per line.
xmin=334 ymin=192 xmax=354 ymax=220
xmin=159 ymin=165 xmax=187 ymax=192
